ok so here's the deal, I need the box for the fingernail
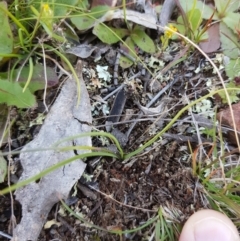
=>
[194,217,238,241]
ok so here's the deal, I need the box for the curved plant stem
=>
[0,151,118,195]
[0,4,29,36]
[44,44,81,105]
[22,57,33,92]
[164,26,240,150]
[62,199,159,235]
[54,131,124,158]
[124,88,240,160]
[219,0,231,18]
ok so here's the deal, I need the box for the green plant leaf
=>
[220,22,239,59]
[175,16,186,35]
[53,0,79,16]
[133,24,144,31]
[71,5,110,31]
[119,37,135,68]
[215,0,227,15]
[198,29,208,41]
[93,24,129,44]
[130,29,155,53]
[71,13,95,31]
[77,0,90,10]
[225,0,240,12]
[218,81,240,103]
[0,80,36,108]
[188,8,202,33]
[223,12,240,33]
[215,0,239,17]
[179,0,217,20]
[119,55,134,69]
[225,59,240,80]
[0,2,13,62]
[0,64,59,93]
[0,151,7,183]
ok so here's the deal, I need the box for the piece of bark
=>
[106,88,128,130]
[158,0,176,31]
[12,62,92,241]
[82,9,157,30]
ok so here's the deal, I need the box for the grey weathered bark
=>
[12,62,92,241]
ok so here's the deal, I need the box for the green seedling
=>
[70,3,155,68]
[30,2,70,43]
[198,151,240,223]
[214,0,240,32]
[155,208,177,241]
[0,1,83,108]
[216,0,240,60]
[178,0,240,104]
[92,19,155,68]
[175,0,209,44]
[179,0,240,59]
[117,24,156,68]
[179,0,240,33]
